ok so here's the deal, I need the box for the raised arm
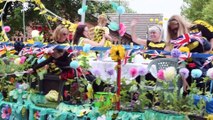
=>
[130,19,147,46]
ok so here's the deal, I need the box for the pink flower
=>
[157,69,165,80]
[119,23,126,36]
[3,26,11,33]
[129,68,138,77]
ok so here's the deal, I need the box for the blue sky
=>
[128,0,184,18]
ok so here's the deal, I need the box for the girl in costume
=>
[91,14,113,47]
[166,15,212,94]
[72,24,106,47]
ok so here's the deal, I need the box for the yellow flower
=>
[110,45,125,62]
[33,7,40,11]
[179,47,190,53]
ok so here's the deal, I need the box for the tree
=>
[181,0,213,25]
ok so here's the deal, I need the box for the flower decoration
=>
[31,30,40,38]
[3,26,10,33]
[20,56,26,64]
[129,68,138,78]
[110,45,125,62]
[70,60,79,69]
[92,69,101,77]
[110,1,119,10]
[171,48,181,58]
[106,68,114,76]
[78,5,88,15]
[164,67,177,81]
[119,23,126,37]
[206,68,213,79]
[157,69,165,80]
[179,68,189,79]
[188,62,196,69]
[191,69,202,78]
[1,105,11,120]
[138,66,148,76]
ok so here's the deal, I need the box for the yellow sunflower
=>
[110,45,125,62]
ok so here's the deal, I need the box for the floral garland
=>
[110,45,125,62]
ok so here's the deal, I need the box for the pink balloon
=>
[3,26,11,32]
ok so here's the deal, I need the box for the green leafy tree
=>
[181,0,213,25]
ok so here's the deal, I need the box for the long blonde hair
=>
[166,15,192,43]
[52,25,69,42]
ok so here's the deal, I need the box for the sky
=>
[128,0,184,18]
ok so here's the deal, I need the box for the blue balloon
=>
[70,60,79,69]
[116,6,125,14]
[82,5,88,12]
[108,22,119,31]
[110,2,119,10]
[37,57,46,64]
[191,69,202,78]
[83,44,91,53]
[78,8,84,15]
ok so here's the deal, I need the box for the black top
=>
[190,24,213,41]
[146,40,166,50]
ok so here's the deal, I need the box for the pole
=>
[81,0,87,24]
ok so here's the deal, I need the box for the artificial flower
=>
[179,68,189,79]
[14,58,21,65]
[110,45,125,62]
[188,63,196,68]
[106,68,114,76]
[164,67,177,81]
[1,105,11,120]
[31,30,40,38]
[3,26,11,33]
[171,48,181,58]
[206,68,213,79]
[69,60,79,69]
[92,69,101,77]
[157,69,165,80]
[191,69,202,78]
[138,66,148,76]
[129,67,138,77]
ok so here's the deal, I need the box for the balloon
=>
[3,26,11,32]
[110,2,118,10]
[82,5,88,12]
[78,8,84,15]
[83,44,91,53]
[119,23,126,36]
[108,22,119,31]
[70,60,79,69]
[116,6,125,14]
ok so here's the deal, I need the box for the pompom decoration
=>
[92,69,101,77]
[164,67,177,81]
[108,22,119,31]
[191,69,202,78]
[129,67,138,78]
[106,68,114,76]
[119,23,126,36]
[37,57,46,64]
[14,58,21,65]
[179,68,189,79]
[138,66,148,76]
[110,2,118,10]
[206,68,213,79]
[78,8,84,15]
[3,26,11,33]
[157,69,165,80]
[82,5,88,12]
[31,30,40,38]
[83,44,91,53]
[171,48,181,58]
[70,60,79,69]
[20,56,26,64]
[116,6,125,14]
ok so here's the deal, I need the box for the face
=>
[169,20,179,35]
[149,31,161,42]
[83,27,89,37]
[58,29,69,43]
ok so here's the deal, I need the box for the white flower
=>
[164,67,177,81]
